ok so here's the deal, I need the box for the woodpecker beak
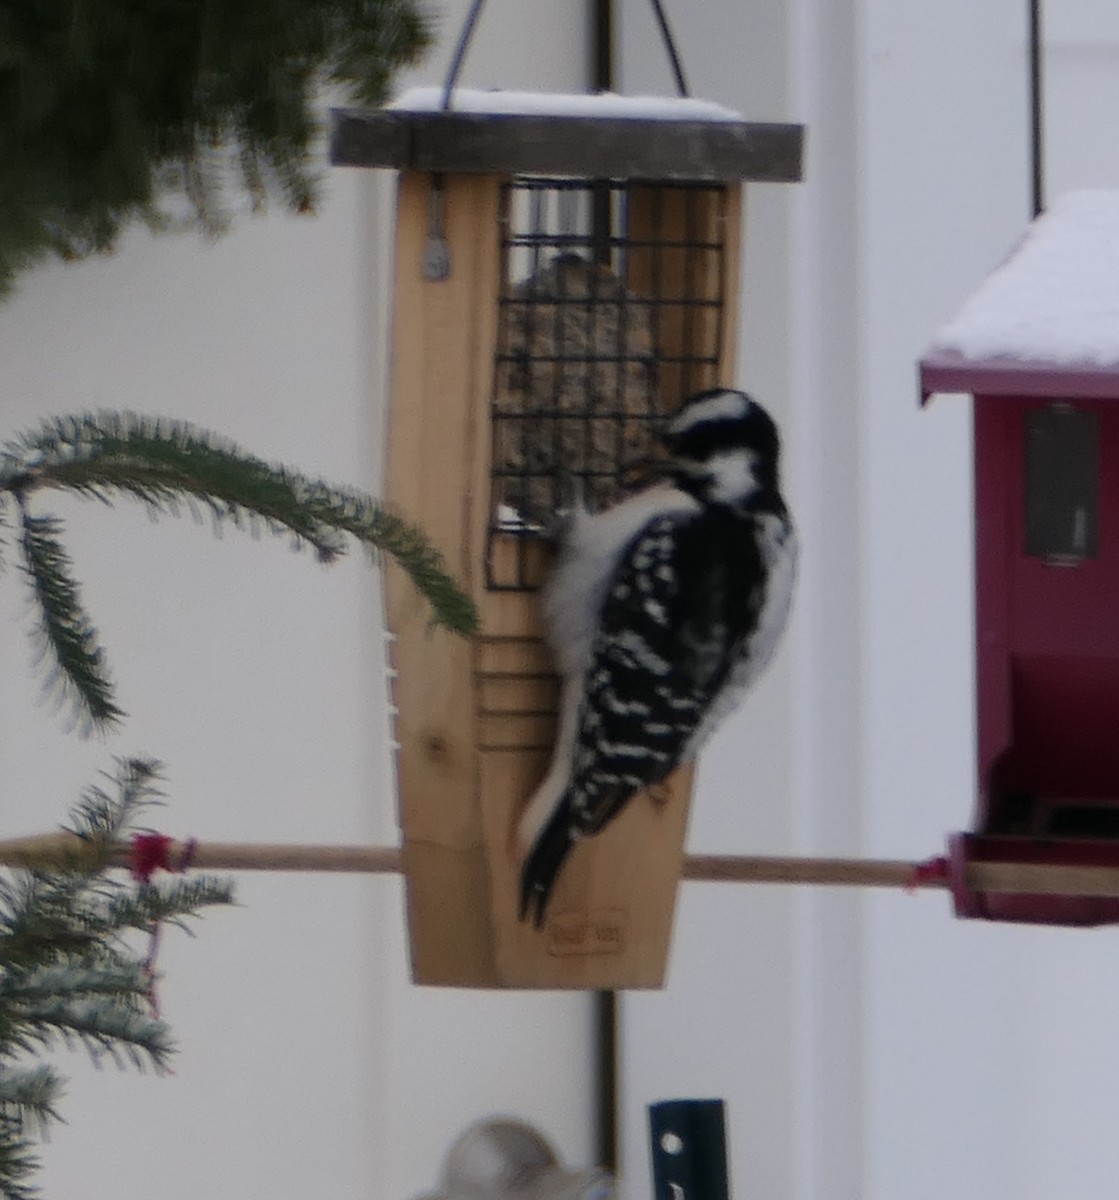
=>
[667,456,709,482]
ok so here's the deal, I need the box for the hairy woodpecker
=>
[517,388,797,927]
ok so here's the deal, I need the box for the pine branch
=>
[0,759,232,967]
[100,877,237,936]
[14,509,123,734]
[0,760,162,962]
[0,1119,42,1200]
[0,760,236,1192]
[0,1067,61,1142]
[3,413,347,561]
[4,998,173,1075]
[3,960,154,1011]
[1,412,477,731]
[301,484,479,634]
[0,888,101,978]
[3,411,477,624]
[63,758,164,856]
[0,0,432,295]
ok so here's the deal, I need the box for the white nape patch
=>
[668,388,749,434]
[390,86,743,123]
[707,450,759,505]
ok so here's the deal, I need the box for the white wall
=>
[0,5,597,1198]
[618,3,1119,1200]
[1045,2,1119,197]
[862,3,1119,1199]
[859,3,1034,1197]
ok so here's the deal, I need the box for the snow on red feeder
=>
[921,191,1119,926]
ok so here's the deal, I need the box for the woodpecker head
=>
[661,389,783,505]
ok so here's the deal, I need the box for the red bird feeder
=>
[921,191,1119,925]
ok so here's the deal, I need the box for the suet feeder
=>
[331,86,801,987]
[920,190,1119,926]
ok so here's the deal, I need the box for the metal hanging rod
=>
[441,0,690,110]
[649,0,689,97]
[1028,0,1046,216]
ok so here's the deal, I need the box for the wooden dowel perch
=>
[5,832,1119,899]
[0,833,405,875]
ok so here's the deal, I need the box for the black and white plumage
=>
[517,388,797,927]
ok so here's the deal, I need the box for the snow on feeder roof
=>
[921,191,1119,400]
[331,86,803,183]
[388,86,745,121]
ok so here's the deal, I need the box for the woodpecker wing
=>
[566,505,769,835]
[519,504,778,926]
[519,507,769,926]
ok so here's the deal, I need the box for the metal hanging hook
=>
[422,175,452,281]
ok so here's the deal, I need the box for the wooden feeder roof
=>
[921,190,1119,402]
[330,87,803,183]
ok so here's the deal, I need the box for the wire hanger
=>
[440,0,690,111]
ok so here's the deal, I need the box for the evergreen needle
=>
[0,759,236,1198]
[15,508,123,734]
[1,411,478,731]
[0,0,431,296]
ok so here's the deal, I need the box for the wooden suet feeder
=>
[331,82,802,986]
[921,190,1119,926]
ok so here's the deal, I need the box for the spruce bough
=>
[0,759,235,1200]
[0,0,430,294]
[1,410,478,733]
[0,405,476,1193]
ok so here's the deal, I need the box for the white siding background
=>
[0,6,594,1199]
[4,1,1119,1197]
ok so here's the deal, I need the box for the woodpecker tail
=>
[519,802,577,929]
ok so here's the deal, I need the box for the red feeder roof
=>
[920,350,1119,404]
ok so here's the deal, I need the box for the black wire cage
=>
[331,99,802,988]
[489,177,731,589]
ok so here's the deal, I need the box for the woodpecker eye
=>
[671,427,724,464]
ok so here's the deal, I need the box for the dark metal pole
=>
[1029,0,1045,216]
[595,987,619,1175]
[592,0,614,92]
[590,0,615,267]
[587,3,619,1163]
[590,2,619,1163]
